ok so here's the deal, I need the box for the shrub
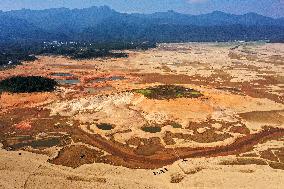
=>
[134,85,203,100]
[0,76,57,93]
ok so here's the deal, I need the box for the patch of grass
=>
[96,123,114,130]
[170,173,185,183]
[141,126,161,133]
[71,49,128,60]
[171,122,183,129]
[268,162,284,170]
[189,91,202,95]
[219,158,267,166]
[0,76,57,93]
[135,89,152,96]
[134,85,202,100]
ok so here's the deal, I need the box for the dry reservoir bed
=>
[0,42,284,188]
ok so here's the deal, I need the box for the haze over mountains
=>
[0,6,284,43]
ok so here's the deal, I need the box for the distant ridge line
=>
[0,5,283,43]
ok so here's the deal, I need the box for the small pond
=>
[56,79,80,85]
[51,73,74,77]
[85,86,114,94]
[92,76,125,83]
[5,137,61,150]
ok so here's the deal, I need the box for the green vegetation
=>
[0,41,156,69]
[170,122,183,129]
[219,158,267,166]
[0,51,36,69]
[0,42,41,69]
[39,42,156,60]
[141,126,162,133]
[0,76,57,93]
[134,85,203,100]
[96,123,114,130]
[70,49,128,59]
[134,89,152,96]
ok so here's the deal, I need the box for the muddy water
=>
[85,86,114,94]
[4,137,61,150]
[56,79,80,85]
[91,76,125,83]
[51,73,74,77]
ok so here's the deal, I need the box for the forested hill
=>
[1,6,284,43]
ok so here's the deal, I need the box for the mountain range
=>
[0,6,284,43]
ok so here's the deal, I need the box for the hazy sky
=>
[0,0,283,18]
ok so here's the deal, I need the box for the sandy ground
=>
[1,145,284,189]
[0,42,284,188]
